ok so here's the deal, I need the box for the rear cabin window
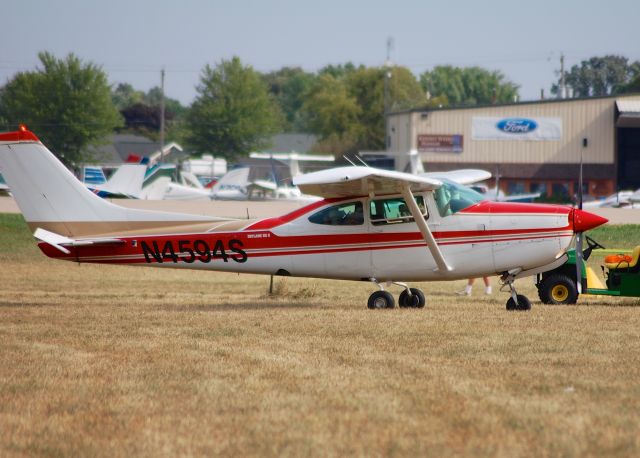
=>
[369,196,427,226]
[308,201,364,225]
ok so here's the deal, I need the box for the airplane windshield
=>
[433,179,485,217]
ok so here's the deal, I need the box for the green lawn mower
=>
[536,236,640,304]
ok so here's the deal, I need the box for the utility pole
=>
[559,53,566,99]
[159,67,166,164]
[384,37,394,150]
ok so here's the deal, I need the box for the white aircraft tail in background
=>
[89,164,147,199]
[211,167,251,200]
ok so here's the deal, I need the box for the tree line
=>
[1,52,638,167]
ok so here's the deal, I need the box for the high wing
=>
[294,166,442,198]
[294,166,452,272]
[420,169,491,185]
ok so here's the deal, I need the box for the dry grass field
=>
[1,214,640,457]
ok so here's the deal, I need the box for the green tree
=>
[0,52,122,166]
[111,83,145,111]
[318,62,362,80]
[262,67,316,132]
[302,65,424,154]
[144,87,187,118]
[113,85,186,141]
[621,74,640,94]
[185,57,282,160]
[420,66,519,106]
[553,55,640,97]
[302,74,362,153]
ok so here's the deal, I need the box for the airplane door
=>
[368,194,434,281]
[286,199,371,280]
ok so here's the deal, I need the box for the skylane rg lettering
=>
[141,239,248,264]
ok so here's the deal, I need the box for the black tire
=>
[506,294,532,311]
[538,274,578,305]
[399,288,426,308]
[367,291,395,309]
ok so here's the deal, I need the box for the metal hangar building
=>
[387,94,640,199]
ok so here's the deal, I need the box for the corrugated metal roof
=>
[617,99,640,113]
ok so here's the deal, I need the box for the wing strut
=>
[401,185,453,273]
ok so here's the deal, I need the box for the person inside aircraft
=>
[344,204,364,224]
[434,179,484,217]
[309,202,364,226]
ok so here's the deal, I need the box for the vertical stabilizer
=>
[0,129,228,237]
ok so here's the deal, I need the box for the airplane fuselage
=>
[38,195,578,282]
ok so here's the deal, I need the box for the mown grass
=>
[1,214,640,457]
[588,224,640,250]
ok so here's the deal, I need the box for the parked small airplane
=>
[0,127,608,310]
[210,167,319,201]
[87,164,147,199]
[0,172,8,193]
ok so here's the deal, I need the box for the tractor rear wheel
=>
[538,274,578,304]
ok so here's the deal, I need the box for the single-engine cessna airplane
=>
[0,127,608,310]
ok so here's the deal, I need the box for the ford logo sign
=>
[496,118,538,134]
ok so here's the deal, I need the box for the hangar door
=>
[616,100,640,189]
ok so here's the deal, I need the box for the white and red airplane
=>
[0,127,607,310]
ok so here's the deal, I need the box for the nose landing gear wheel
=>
[368,290,395,309]
[399,288,426,308]
[506,294,531,311]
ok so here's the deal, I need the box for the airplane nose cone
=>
[572,208,608,232]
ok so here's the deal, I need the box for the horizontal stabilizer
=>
[34,228,125,254]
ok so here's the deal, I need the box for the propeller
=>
[571,156,608,292]
[575,157,584,294]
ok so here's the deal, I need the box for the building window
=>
[551,183,570,200]
[530,182,546,195]
[506,181,526,195]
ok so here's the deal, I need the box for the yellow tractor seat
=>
[605,246,640,270]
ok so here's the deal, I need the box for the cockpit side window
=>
[433,179,485,217]
[308,201,364,225]
[369,196,427,226]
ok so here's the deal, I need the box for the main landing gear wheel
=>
[399,288,426,308]
[368,291,395,309]
[506,294,531,311]
[538,274,578,305]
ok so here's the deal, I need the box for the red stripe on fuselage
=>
[246,199,571,231]
[245,197,348,230]
[459,200,572,215]
[38,223,573,264]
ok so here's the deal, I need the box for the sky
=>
[1,0,639,105]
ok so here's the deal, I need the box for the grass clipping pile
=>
[1,214,640,456]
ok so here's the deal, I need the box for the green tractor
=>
[536,236,640,304]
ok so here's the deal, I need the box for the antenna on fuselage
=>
[344,156,357,166]
[354,155,370,167]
